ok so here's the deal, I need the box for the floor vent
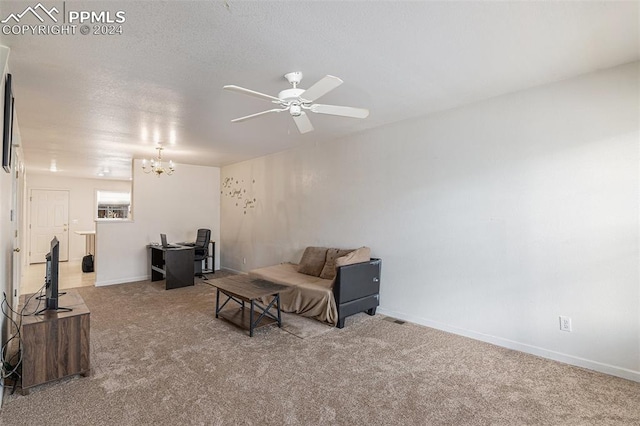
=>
[383,316,406,325]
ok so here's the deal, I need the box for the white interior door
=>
[29,189,69,263]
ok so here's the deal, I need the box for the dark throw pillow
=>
[319,248,353,280]
[297,247,329,277]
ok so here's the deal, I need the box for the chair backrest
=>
[194,228,211,249]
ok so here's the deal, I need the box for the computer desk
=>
[148,245,194,289]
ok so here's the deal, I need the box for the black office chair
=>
[193,228,211,278]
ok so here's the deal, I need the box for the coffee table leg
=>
[215,289,220,318]
[276,294,282,328]
[249,300,254,337]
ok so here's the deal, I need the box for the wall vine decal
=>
[222,177,257,214]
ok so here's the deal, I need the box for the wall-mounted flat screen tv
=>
[2,73,13,173]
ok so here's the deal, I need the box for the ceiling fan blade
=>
[300,75,343,102]
[231,108,286,123]
[292,112,314,134]
[223,85,282,102]
[310,104,370,119]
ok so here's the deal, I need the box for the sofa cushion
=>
[297,247,328,276]
[249,263,326,287]
[335,246,371,268]
[319,248,353,280]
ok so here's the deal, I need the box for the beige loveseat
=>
[249,247,381,328]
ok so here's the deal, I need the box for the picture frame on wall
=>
[2,73,13,173]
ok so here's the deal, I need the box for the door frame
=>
[11,151,24,309]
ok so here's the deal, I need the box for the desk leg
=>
[212,241,215,274]
[88,234,95,256]
[215,289,220,318]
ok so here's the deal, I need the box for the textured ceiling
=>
[1,0,638,180]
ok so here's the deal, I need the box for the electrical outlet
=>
[559,316,572,332]
[243,257,246,265]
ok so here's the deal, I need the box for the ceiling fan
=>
[223,72,369,134]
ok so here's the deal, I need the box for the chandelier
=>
[142,146,175,177]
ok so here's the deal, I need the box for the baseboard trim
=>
[221,267,245,274]
[95,275,150,287]
[377,307,640,383]
[96,269,241,286]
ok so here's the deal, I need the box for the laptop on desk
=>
[160,233,181,249]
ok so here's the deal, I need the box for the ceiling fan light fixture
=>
[223,71,369,134]
[290,104,302,116]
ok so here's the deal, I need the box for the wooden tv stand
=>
[19,289,90,394]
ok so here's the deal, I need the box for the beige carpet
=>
[1,275,639,425]
[279,311,334,339]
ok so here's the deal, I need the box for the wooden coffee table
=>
[212,275,288,337]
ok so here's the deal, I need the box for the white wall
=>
[26,174,131,262]
[221,62,639,381]
[95,160,220,286]
[0,45,15,405]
